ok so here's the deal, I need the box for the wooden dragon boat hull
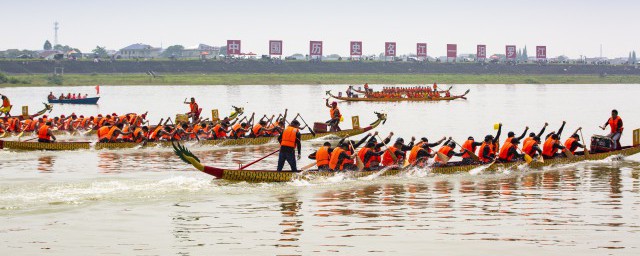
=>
[0,103,53,122]
[327,89,469,102]
[0,113,386,151]
[192,146,640,183]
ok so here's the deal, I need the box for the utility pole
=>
[54,21,59,46]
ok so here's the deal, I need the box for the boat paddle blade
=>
[301,162,316,171]
[563,149,575,159]
[524,154,533,164]
[436,152,450,164]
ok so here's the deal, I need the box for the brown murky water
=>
[1,84,639,255]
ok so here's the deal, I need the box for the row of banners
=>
[226,40,548,59]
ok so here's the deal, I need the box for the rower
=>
[460,136,482,164]
[309,142,333,171]
[498,138,523,162]
[434,139,467,164]
[97,123,112,143]
[600,109,623,150]
[47,92,55,100]
[251,120,271,137]
[230,122,249,139]
[564,129,586,154]
[277,120,302,172]
[478,135,496,163]
[0,94,12,117]
[522,136,543,158]
[358,141,386,171]
[325,99,342,132]
[542,121,567,159]
[329,142,358,171]
[132,126,149,143]
[37,121,57,143]
[212,122,231,139]
[505,126,529,145]
[106,123,132,142]
[382,138,408,167]
[408,137,447,166]
[185,97,200,123]
[524,123,548,146]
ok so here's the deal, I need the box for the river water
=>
[1,84,639,255]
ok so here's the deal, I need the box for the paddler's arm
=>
[508,147,523,159]
[325,99,331,108]
[472,141,483,147]
[48,130,57,142]
[532,145,543,155]
[517,127,529,141]
[537,123,548,138]
[602,119,610,130]
[557,121,566,137]
[481,146,492,160]
[282,109,288,123]
[427,137,447,147]
[353,133,372,148]
[494,123,502,141]
[296,131,301,158]
[572,140,585,149]
[308,151,317,160]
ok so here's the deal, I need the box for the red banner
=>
[226,40,241,55]
[350,41,362,56]
[416,43,427,57]
[385,42,397,57]
[506,45,516,60]
[269,40,282,55]
[447,44,457,58]
[536,46,547,59]
[309,41,323,56]
[476,45,486,59]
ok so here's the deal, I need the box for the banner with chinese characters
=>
[506,45,516,60]
[309,41,323,56]
[350,41,362,56]
[385,42,396,57]
[477,45,486,59]
[536,46,547,59]
[269,40,282,55]
[416,43,427,57]
[226,40,241,55]
[447,44,457,58]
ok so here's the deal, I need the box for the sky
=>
[1,0,639,58]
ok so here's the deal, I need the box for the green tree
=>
[632,51,637,64]
[219,46,227,56]
[161,45,184,58]
[522,46,528,61]
[43,40,52,50]
[92,46,108,58]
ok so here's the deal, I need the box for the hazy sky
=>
[2,0,638,58]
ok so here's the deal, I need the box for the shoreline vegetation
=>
[2,73,640,87]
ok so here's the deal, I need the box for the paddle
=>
[295,113,316,137]
[452,139,480,162]
[517,147,533,164]
[301,162,317,171]
[375,134,398,162]
[580,129,590,156]
[348,140,365,171]
[239,149,280,170]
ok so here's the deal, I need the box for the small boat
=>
[172,130,640,183]
[48,97,100,105]
[327,89,469,102]
[0,112,387,151]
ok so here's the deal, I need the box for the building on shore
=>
[182,44,220,59]
[118,43,162,59]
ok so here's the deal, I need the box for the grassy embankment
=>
[3,73,640,87]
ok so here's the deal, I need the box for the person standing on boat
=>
[601,109,623,150]
[325,99,342,131]
[0,94,11,117]
[185,97,200,123]
[37,121,57,143]
[277,120,302,172]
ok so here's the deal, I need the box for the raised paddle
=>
[295,113,316,137]
[239,149,280,170]
[348,140,365,171]
[375,134,398,162]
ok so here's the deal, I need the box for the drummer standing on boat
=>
[0,94,12,117]
[277,120,302,172]
[325,99,342,131]
[601,109,623,149]
[185,97,200,123]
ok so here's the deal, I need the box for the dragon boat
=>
[327,89,469,102]
[0,112,387,151]
[0,103,53,122]
[171,129,640,183]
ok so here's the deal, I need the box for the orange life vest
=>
[97,126,110,140]
[382,146,400,166]
[408,143,424,164]
[149,126,163,140]
[434,146,453,163]
[231,124,245,138]
[213,124,227,138]
[106,126,119,141]
[358,147,378,168]
[522,140,537,156]
[460,140,476,159]
[523,137,534,146]
[38,125,51,140]
[498,142,515,161]
[316,146,330,166]
[608,116,623,133]
[478,142,493,162]
[329,147,346,170]
[330,107,341,119]
[133,127,144,142]
[252,124,263,137]
[542,137,558,157]
[121,126,132,141]
[280,126,299,148]
[2,97,9,107]
[189,102,198,113]
[564,138,577,153]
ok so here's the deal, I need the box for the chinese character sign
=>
[416,43,427,57]
[447,44,457,58]
[477,45,487,59]
[269,40,282,55]
[227,40,241,55]
[309,41,323,56]
[385,42,397,57]
[350,41,362,56]
[506,45,516,60]
[536,46,547,59]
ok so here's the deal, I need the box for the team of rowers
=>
[48,92,90,100]
[275,110,624,172]
[346,83,452,99]
[4,97,347,144]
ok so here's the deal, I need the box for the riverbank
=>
[2,73,640,87]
